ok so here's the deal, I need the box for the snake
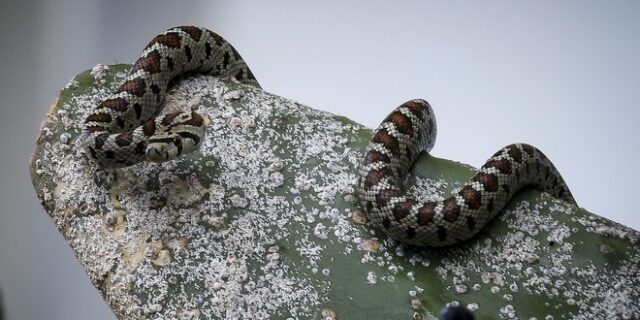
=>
[81,26,260,168]
[357,99,577,247]
[81,26,575,247]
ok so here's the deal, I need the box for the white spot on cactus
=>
[90,64,110,80]
[269,171,284,187]
[455,284,468,294]
[222,89,244,101]
[313,223,328,240]
[229,194,248,208]
[366,271,378,284]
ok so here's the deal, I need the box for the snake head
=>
[146,130,203,162]
[146,111,206,163]
[146,132,184,162]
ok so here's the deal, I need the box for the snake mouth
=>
[146,146,168,162]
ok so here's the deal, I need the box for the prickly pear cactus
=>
[30,64,640,320]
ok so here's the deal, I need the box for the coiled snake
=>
[82,26,576,247]
[81,26,259,168]
[358,100,576,246]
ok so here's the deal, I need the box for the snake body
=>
[358,100,577,247]
[81,26,260,168]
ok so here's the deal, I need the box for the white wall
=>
[1,1,638,319]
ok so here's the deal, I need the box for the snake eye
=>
[173,136,182,146]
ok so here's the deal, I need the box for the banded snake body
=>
[81,26,576,247]
[358,99,576,246]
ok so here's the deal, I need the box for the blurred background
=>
[0,1,638,319]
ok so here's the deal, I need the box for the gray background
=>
[0,1,638,319]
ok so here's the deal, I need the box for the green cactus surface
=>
[29,64,640,320]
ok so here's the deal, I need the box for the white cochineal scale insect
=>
[81,26,260,168]
[81,26,576,248]
[358,99,577,247]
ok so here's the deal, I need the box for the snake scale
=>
[82,26,576,247]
